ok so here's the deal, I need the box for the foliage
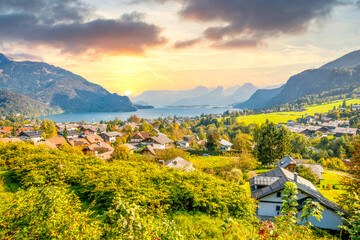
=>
[0,186,101,239]
[206,131,221,151]
[232,133,253,152]
[40,119,58,139]
[300,198,324,227]
[340,192,360,240]
[156,147,190,161]
[110,145,130,161]
[254,122,292,165]
[295,165,319,184]
[277,182,299,232]
[102,196,183,239]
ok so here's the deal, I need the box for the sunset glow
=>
[1,0,359,95]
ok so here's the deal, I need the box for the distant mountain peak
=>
[0,53,10,63]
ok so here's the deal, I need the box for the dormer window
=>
[276,192,281,198]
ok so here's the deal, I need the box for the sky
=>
[0,0,360,96]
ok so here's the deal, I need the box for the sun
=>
[124,90,131,96]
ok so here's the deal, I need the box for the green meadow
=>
[236,98,360,124]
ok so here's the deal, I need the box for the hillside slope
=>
[0,54,136,113]
[0,90,60,116]
[235,50,360,110]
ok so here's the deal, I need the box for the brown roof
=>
[47,137,68,147]
[0,137,22,143]
[85,142,113,152]
[150,135,173,145]
[68,139,89,147]
[84,135,104,144]
[34,141,57,149]
[141,145,156,155]
[131,131,151,140]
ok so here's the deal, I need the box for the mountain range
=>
[235,50,360,110]
[133,83,258,107]
[0,53,137,114]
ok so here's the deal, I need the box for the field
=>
[235,98,360,124]
[318,170,348,203]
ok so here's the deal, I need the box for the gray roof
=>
[250,167,347,214]
[277,156,324,180]
[20,130,43,138]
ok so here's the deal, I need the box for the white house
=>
[249,167,347,230]
[19,131,44,142]
[176,140,190,149]
[219,138,232,151]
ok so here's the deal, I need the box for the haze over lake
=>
[38,107,233,123]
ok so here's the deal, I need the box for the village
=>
[0,103,358,233]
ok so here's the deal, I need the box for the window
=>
[276,192,281,198]
[276,206,281,215]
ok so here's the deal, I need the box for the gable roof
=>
[277,156,324,179]
[122,143,136,151]
[47,137,68,147]
[164,157,194,170]
[150,135,173,145]
[101,131,123,137]
[220,139,232,147]
[141,145,156,155]
[19,130,43,138]
[131,131,151,140]
[250,167,346,214]
[84,135,104,144]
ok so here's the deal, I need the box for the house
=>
[68,138,89,148]
[46,137,68,148]
[140,145,156,156]
[84,134,104,145]
[130,131,151,143]
[160,157,195,172]
[122,143,136,153]
[249,167,346,230]
[78,124,107,135]
[220,139,232,151]
[183,135,196,142]
[19,131,44,142]
[176,140,190,149]
[333,127,358,137]
[277,156,324,180]
[143,135,173,149]
[68,130,80,139]
[100,131,123,143]
[82,142,114,161]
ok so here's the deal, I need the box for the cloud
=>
[212,39,264,49]
[173,38,201,49]
[134,0,341,49]
[0,0,167,56]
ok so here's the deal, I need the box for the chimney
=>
[159,160,164,165]
[173,160,178,165]
[294,172,298,182]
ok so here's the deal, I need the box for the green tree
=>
[254,122,291,165]
[63,125,68,140]
[232,133,253,152]
[40,119,57,139]
[206,131,221,151]
[277,182,299,232]
[300,198,324,227]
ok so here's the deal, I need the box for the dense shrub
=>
[0,186,101,239]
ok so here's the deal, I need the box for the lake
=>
[38,107,233,123]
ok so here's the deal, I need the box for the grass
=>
[236,98,360,124]
[317,170,347,203]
